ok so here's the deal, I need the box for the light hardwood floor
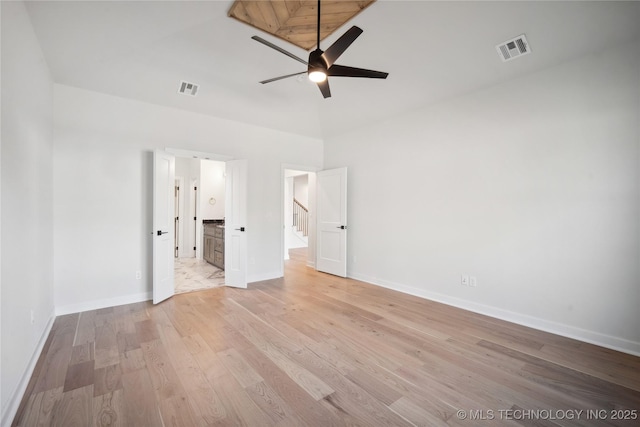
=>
[12,248,640,426]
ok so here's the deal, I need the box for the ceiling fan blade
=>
[259,71,307,84]
[321,26,363,67]
[251,36,308,66]
[317,79,331,98]
[328,64,389,79]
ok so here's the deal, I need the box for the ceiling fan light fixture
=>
[308,70,327,82]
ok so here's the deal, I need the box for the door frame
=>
[155,148,241,296]
[190,177,200,259]
[280,164,320,277]
[167,149,233,261]
[174,176,185,258]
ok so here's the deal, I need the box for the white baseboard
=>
[349,272,640,357]
[55,292,152,316]
[1,311,56,427]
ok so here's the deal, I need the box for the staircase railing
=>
[293,198,309,237]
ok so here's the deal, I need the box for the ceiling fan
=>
[251,0,388,98]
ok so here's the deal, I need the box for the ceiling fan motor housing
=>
[308,49,328,74]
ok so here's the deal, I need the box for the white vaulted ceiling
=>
[24,1,640,139]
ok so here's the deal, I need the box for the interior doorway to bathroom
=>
[174,157,226,294]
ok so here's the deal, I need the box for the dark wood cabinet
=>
[203,223,224,269]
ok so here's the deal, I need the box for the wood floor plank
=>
[69,342,94,366]
[388,396,456,427]
[344,367,403,406]
[134,319,160,343]
[480,340,640,409]
[73,310,96,346]
[193,349,228,385]
[139,338,186,400]
[62,359,95,392]
[184,386,227,425]
[50,313,80,336]
[11,333,58,426]
[95,322,119,367]
[115,331,139,354]
[112,311,136,336]
[287,347,414,427]
[32,331,75,394]
[52,385,93,427]
[16,387,63,427]
[93,364,123,397]
[93,390,123,427]
[158,394,198,427]
[211,373,276,426]
[536,341,640,392]
[12,250,640,426]
[182,333,210,355]
[121,368,162,426]
[239,345,343,426]
[225,311,334,400]
[217,347,265,388]
[119,348,146,374]
[244,380,293,424]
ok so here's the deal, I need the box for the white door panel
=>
[153,150,175,304]
[316,167,347,277]
[225,159,247,288]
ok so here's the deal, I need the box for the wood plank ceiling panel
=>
[229,0,376,50]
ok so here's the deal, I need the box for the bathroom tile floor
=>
[174,257,225,294]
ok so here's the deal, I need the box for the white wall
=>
[200,160,225,220]
[175,157,200,258]
[294,174,309,207]
[1,1,55,424]
[324,40,640,355]
[53,84,323,313]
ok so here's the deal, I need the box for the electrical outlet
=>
[136,271,141,280]
[30,309,35,325]
[352,255,357,263]
[470,276,477,287]
[461,275,469,286]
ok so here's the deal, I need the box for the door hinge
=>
[193,246,196,250]
[193,216,197,221]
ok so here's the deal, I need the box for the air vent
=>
[178,80,199,96]
[496,34,531,62]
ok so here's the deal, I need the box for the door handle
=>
[235,227,246,232]
[336,225,347,230]
[157,230,169,236]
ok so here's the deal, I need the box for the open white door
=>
[316,167,347,277]
[225,159,248,288]
[153,149,176,303]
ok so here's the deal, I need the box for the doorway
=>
[283,167,317,270]
[154,149,247,303]
[174,156,227,294]
[280,166,349,279]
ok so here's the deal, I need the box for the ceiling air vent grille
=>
[496,34,531,62]
[178,80,199,96]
